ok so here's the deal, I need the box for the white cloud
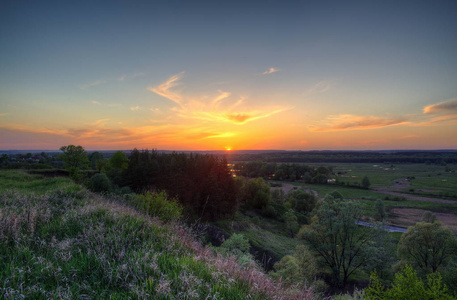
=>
[262,67,279,75]
[147,72,185,104]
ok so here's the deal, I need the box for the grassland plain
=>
[0,170,315,299]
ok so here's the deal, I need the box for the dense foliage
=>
[122,149,238,221]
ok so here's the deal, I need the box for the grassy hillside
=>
[0,170,315,299]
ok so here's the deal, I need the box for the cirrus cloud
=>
[310,114,408,132]
[148,72,291,125]
[423,98,457,114]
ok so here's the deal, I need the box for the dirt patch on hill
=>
[390,208,457,234]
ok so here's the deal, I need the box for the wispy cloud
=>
[91,101,101,105]
[212,90,231,104]
[118,72,145,81]
[130,106,140,111]
[423,98,457,114]
[86,119,110,127]
[148,72,290,125]
[79,80,106,90]
[414,98,457,126]
[147,72,185,104]
[310,114,408,132]
[262,67,279,75]
[0,113,7,117]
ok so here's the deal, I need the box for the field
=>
[272,163,457,233]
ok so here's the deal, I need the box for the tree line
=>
[234,161,333,183]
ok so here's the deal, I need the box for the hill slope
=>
[0,170,315,299]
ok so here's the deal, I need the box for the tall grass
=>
[0,170,316,299]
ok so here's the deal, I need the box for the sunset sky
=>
[1,1,456,150]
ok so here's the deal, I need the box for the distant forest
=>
[228,150,457,164]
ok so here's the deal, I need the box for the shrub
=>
[220,233,254,267]
[87,173,112,193]
[365,265,453,300]
[133,191,183,222]
[287,189,317,214]
[261,205,277,218]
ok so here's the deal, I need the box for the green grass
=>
[0,170,314,299]
[0,169,77,194]
[215,211,302,262]
[303,183,386,199]
[355,198,457,219]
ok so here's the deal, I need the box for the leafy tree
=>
[398,221,456,273]
[287,189,318,214]
[60,145,90,169]
[108,151,129,170]
[59,145,90,181]
[284,209,300,237]
[88,151,104,170]
[107,151,129,186]
[362,176,371,189]
[238,177,271,209]
[422,211,438,223]
[365,265,453,300]
[298,196,381,287]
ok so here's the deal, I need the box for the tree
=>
[365,265,453,300]
[398,221,456,273]
[362,176,371,189]
[238,177,271,209]
[284,209,300,237]
[422,211,438,223]
[88,151,105,170]
[107,151,129,186]
[298,196,380,287]
[287,189,318,214]
[108,151,129,170]
[59,145,90,181]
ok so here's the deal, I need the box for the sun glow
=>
[225,147,232,151]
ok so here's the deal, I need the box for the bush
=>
[88,173,112,193]
[287,189,317,214]
[261,205,277,218]
[133,191,183,222]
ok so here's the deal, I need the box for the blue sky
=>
[1,0,456,150]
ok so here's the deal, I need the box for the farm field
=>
[270,163,457,233]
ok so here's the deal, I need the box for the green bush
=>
[287,189,318,214]
[365,265,454,300]
[133,191,183,222]
[261,205,277,218]
[87,173,112,193]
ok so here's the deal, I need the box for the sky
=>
[1,0,456,151]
